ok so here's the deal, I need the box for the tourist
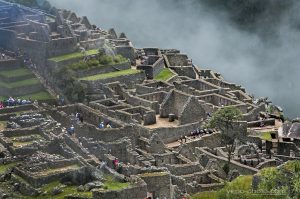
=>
[68,125,75,136]
[79,115,84,123]
[106,122,112,128]
[99,121,105,129]
[113,158,119,169]
[0,102,4,109]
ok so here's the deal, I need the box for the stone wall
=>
[81,71,145,89]
[138,172,172,199]
[170,66,197,79]
[92,180,147,199]
[115,46,135,62]
[48,37,78,57]
[150,121,202,143]
[166,54,189,66]
[196,147,258,175]
[0,59,21,71]
[0,29,17,50]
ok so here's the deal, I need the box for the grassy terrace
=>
[20,91,54,100]
[32,164,81,177]
[0,78,40,88]
[261,131,272,141]
[48,49,99,62]
[23,180,93,199]
[0,162,18,174]
[102,175,130,191]
[0,91,54,101]
[0,68,34,78]
[154,68,174,81]
[79,69,140,81]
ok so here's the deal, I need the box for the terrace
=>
[79,69,141,81]
[48,49,99,62]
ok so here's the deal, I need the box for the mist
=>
[48,0,300,118]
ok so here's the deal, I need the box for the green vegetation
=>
[0,68,33,78]
[23,180,93,199]
[208,106,242,167]
[190,191,218,199]
[18,91,54,100]
[154,68,174,81]
[49,49,99,62]
[261,131,272,141]
[102,175,130,191]
[191,161,300,199]
[0,162,18,174]
[0,78,40,89]
[80,69,140,81]
[68,55,128,71]
[55,67,86,102]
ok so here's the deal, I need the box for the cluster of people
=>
[190,128,214,138]
[99,121,112,129]
[179,128,215,143]
[0,97,33,109]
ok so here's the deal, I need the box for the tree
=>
[208,106,242,168]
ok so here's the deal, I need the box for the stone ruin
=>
[0,1,299,199]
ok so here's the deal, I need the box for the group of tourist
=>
[99,121,112,129]
[179,128,215,143]
[0,97,33,109]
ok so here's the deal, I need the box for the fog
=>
[48,0,300,118]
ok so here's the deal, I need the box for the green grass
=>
[23,180,93,199]
[261,132,272,141]
[154,68,174,81]
[190,191,218,199]
[0,91,54,102]
[0,78,40,89]
[0,162,18,174]
[191,175,253,199]
[18,91,54,100]
[79,69,140,81]
[102,176,130,191]
[48,49,99,62]
[0,68,33,78]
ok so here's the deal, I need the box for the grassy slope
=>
[0,68,33,78]
[154,68,174,81]
[0,78,40,88]
[79,69,140,81]
[191,175,253,199]
[48,49,99,62]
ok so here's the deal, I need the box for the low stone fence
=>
[247,118,275,128]
[0,104,38,114]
